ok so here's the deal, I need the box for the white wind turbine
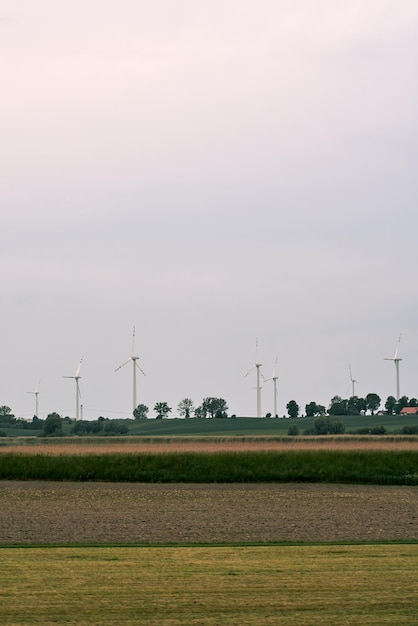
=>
[63,357,83,421]
[27,380,41,417]
[264,357,279,417]
[115,327,146,413]
[384,335,402,401]
[245,339,263,417]
[348,364,358,398]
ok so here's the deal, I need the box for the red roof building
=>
[400,407,418,415]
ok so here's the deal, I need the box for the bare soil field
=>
[1,437,418,455]
[1,481,417,545]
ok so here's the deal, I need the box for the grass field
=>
[3,414,418,438]
[0,448,417,484]
[1,544,417,625]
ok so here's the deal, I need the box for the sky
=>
[2,0,418,420]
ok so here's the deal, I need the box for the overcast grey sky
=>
[2,1,418,419]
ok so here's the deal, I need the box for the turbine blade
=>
[132,326,136,356]
[135,361,146,376]
[115,358,131,372]
[394,334,401,359]
[74,356,83,378]
[244,365,256,377]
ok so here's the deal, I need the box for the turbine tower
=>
[384,335,402,401]
[115,326,146,412]
[27,380,41,417]
[63,357,83,421]
[265,357,279,417]
[245,339,262,417]
[348,364,358,398]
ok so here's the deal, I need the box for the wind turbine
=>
[348,364,358,398]
[115,327,146,412]
[384,335,402,401]
[27,380,41,417]
[63,357,83,420]
[244,339,263,417]
[264,357,279,417]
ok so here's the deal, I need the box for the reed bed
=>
[0,450,417,485]
[1,436,418,456]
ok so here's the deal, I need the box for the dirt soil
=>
[0,482,417,545]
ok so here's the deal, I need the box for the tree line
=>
[285,394,418,418]
[133,397,230,420]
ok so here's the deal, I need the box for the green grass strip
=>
[0,450,417,484]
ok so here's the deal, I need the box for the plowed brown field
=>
[1,481,417,545]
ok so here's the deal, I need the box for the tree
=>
[395,396,409,415]
[194,405,207,419]
[347,396,365,415]
[154,402,172,419]
[408,398,418,407]
[133,404,149,420]
[286,400,299,418]
[201,397,228,419]
[385,396,397,415]
[328,399,348,416]
[0,406,15,424]
[177,398,194,419]
[365,393,381,415]
[305,402,325,417]
[41,413,63,437]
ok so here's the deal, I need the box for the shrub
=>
[399,425,418,435]
[370,425,386,435]
[288,425,299,436]
[314,416,345,435]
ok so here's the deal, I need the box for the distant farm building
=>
[400,407,418,415]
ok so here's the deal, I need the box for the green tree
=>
[41,413,63,437]
[305,402,325,417]
[154,402,172,419]
[133,404,149,420]
[177,398,194,419]
[194,405,207,419]
[395,396,409,414]
[0,406,15,424]
[201,397,228,419]
[286,400,299,418]
[385,395,397,415]
[347,396,364,415]
[408,398,418,407]
[365,393,381,415]
[329,399,348,415]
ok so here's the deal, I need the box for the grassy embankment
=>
[1,544,417,625]
[0,449,417,484]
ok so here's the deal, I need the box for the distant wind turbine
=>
[264,357,279,417]
[27,379,41,417]
[115,327,146,412]
[245,339,263,417]
[348,364,358,398]
[63,357,83,420]
[384,335,402,401]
